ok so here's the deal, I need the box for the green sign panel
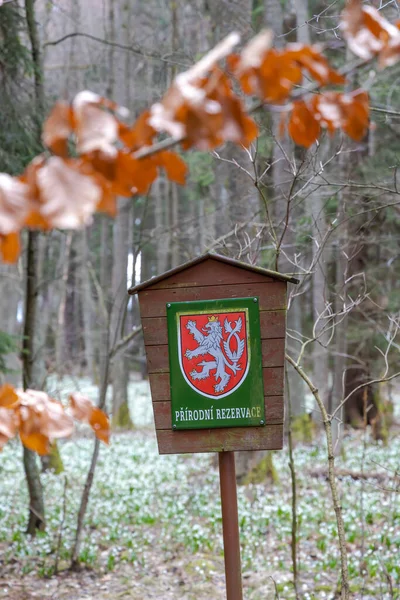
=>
[166,297,265,430]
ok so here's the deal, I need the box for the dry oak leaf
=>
[43,91,129,157]
[29,156,102,228]
[69,393,110,444]
[288,101,321,148]
[17,389,74,455]
[149,32,257,149]
[229,30,345,104]
[151,67,257,150]
[0,174,32,235]
[287,90,369,147]
[119,110,156,150]
[313,90,369,141]
[0,383,19,408]
[341,0,400,63]
[89,407,110,444]
[0,407,19,450]
[0,232,20,263]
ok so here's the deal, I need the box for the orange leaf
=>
[149,34,258,150]
[42,102,74,157]
[340,90,369,141]
[288,101,320,147]
[0,384,19,408]
[341,0,399,61]
[0,173,32,234]
[156,151,187,185]
[73,91,126,156]
[230,32,344,104]
[18,389,74,441]
[119,110,156,149]
[0,406,18,441]
[69,393,94,421]
[0,233,20,263]
[20,431,50,455]
[35,156,102,228]
[89,407,110,444]
[0,433,10,451]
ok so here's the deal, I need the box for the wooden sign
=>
[167,297,265,430]
[128,252,298,455]
[129,252,298,600]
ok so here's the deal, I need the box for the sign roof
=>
[128,252,299,295]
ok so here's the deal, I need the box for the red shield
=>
[178,311,249,399]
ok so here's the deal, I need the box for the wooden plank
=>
[260,311,286,339]
[148,367,284,400]
[263,367,284,395]
[146,345,170,374]
[261,339,285,367]
[143,310,286,346]
[148,373,170,401]
[149,258,276,290]
[146,340,285,373]
[138,282,286,319]
[153,395,284,430]
[156,424,283,454]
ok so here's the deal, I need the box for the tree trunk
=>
[22,0,47,534]
[22,232,45,534]
[111,198,133,428]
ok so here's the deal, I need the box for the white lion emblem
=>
[184,316,244,393]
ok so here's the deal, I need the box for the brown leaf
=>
[0,174,32,235]
[89,407,110,444]
[379,36,400,68]
[42,102,74,157]
[0,233,21,263]
[0,433,9,451]
[0,384,19,408]
[119,110,156,150]
[18,389,74,440]
[340,90,369,141]
[69,393,94,421]
[35,156,102,228]
[341,0,399,61]
[20,432,50,455]
[288,101,321,147]
[156,151,187,185]
[149,34,259,150]
[73,91,127,156]
[0,406,18,442]
[230,32,344,103]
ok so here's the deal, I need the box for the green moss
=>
[47,443,64,474]
[112,402,133,429]
[371,386,394,445]
[291,413,315,443]
[243,452,279,485]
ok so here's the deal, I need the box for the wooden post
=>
[219,451,243,600]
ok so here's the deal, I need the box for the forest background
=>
[1,0,400,599]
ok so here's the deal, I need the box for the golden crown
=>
[207,315,219,322]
